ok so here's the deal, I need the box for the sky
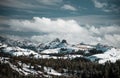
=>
[0,0,120,47]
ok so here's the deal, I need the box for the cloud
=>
[8,17,120,48]
[103,34,120,47]
[36,0,63,6]
[61,4,77,11]
[92,0,120,13]
[61,15,120,25]
[0,0,62,9]
[9,17,81,33]
[92,0,107,8]
[0,0,35,9]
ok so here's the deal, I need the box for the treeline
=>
[0,62,42,78]
[1,55,120,78]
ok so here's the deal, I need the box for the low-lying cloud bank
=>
[9,17,120,48]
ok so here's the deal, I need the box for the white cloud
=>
[61,15,120,25]
[92,0,107,8]
[9,17,81,33]
[92,0,120,13]
[36,0,62,5]
[8,17,120,48]
[61,4,77,11]
[0,0,62,9]
[103,34,120,47]
[0,0,35,9]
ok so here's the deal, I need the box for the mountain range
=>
[0,36,120,78]
[0,36,119,63]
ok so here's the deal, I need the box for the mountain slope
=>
[88,48,120,64]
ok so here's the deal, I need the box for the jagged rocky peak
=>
[80,42,85,45]
[61,39,67,44]
[50,38,68,45]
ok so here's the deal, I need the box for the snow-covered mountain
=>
[95,43,113,52]
[87,48,120,64]
[0,36,120,78]
[0,36,120,64]
[0,36,38,51]
[2,46,38,56]
[37,38,68,50]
